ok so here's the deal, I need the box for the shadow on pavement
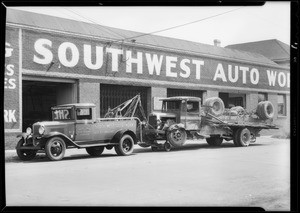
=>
[6,142,266,163]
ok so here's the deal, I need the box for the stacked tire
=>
[256,101,274,120]
[203,97,225,116]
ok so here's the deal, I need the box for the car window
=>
[76,108,92,120]
[52,108,73,120]
[187,101,199,113]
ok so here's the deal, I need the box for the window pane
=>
[277,94,286,115]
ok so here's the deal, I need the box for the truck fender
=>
[168,123,185,131]
[42,132,78,148]
[111,130,138,145]
[16,133,30,139]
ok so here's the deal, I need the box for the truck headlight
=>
[38,126,45,135]
[26,127,32,134]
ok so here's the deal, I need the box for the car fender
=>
[111,129,137,145]
[16,133,30,139]
[42,132,78,147]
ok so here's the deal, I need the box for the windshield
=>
[162,101,181,112]
[52,107,74,121]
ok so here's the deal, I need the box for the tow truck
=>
[16,94,278,161]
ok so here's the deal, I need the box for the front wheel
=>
[45,137,66,161]
[206,137,223,146]
[164,142,172,152]
[16,139,37,161]
[115,134,134,156]
[167,128,187,147]
[233,128,251,147]
[86,146,104,157]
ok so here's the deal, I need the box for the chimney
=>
[214,39,221,47]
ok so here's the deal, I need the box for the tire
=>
[230,106,245,115]
[164,142,172,152]
[86,146,104,157]
[45,137,66,161]
[167,128,187,147]
[206,137,223,146]
[115,134,134,156]
[256,101,274,120]
[233,128,251,147]
[203,97,225,116]
[16,139,37,161]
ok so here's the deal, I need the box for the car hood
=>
[150,112,176,118]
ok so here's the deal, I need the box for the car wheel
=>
[164,142,172,152]
[16,139,37,161]
[115,134,134,156]
[234,128,251,147]
[86,146,105,157]
[206,137,223,146]
[45,137,66,161]
[167,128,187,147]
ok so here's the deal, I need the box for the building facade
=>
[4,9,290,149]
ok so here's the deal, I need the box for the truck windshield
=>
[162,101,181,111]
[52,108,74,121]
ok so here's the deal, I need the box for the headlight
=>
[26,127,32,134]
[38,126,45,135]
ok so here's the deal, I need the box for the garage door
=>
[100,84,149,118]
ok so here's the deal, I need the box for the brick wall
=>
[151,87,167,111]
[79,81,100,118]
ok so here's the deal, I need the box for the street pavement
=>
[4,136,290,210]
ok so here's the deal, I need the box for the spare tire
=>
[230,106,245,115]
[203,97,225,116]
[256,101,274,119]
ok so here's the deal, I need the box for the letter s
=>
[33,39,53,65]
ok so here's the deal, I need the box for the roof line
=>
[275,39,290,55]
[7,22,288,70]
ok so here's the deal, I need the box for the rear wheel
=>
[45,137,66,161]
[115,134,134,156]
[233,128,251,147]
[16,139,37,161]
[206,137,223,146]
[86,146,104,157]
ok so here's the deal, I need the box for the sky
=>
[12,2,290,47]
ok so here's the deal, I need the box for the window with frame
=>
[258,93,268,103]
[76,108,92,120]
[277,94,286,116]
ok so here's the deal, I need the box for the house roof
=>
[226,39,290,61]
[6,8,280,67]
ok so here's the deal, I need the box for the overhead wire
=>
[63,7,126,40]
[122,7,244,41]
[63,7,244,46]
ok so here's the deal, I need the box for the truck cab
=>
[148,96,202,131]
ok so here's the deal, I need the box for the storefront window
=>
[258,93,268,102]
[277,94,286,116]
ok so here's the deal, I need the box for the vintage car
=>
[144,96,278,151]
[16,103,141,161]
